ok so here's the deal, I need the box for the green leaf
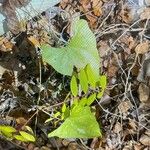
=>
[86,64,98,88]
[97,90,104,99]
[70,75,78,96]
[78,69,88,93]
[1,131,13,138]
[25,126,34,134]
[48,106,101,138]
[78,97,87,106]
[54,112,61,118]
[42,19,100,76]
[19,131,35,142]
[61,107,70,120]
[99,75,107,89]
[87,93,96,105]
[0,126,16,133]
[62,103,67,113]
[14,135,29,142]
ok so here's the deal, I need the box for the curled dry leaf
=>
[135,42,149,54]
[138,83,149,103]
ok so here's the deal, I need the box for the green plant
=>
[48,64,106,138]
[0,125,35,142]
[42,19,107,138]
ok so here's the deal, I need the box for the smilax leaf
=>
[42,19,100,77]
[48,106,101,138]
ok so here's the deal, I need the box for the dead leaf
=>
[0,37,14,51]
[28,36,40,47]
[119,4,133,23]
[16,117,27,126]
[140,8,150,20]
[118,100,133,114]
[135,42,149,54]
[138,83,149,103]
[140,135,150,146]
[128,119,137,131]
[113,122,122,133]
[145,130,150,136]
[98,41,110,57]
[133,143,144,150]
[92,0,103,16]
[107,65,118,77]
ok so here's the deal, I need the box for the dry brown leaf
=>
[140,135,150,146]
[16,117,27,125]
[92,0,103,16]
[113,122,122,133]
[98,41,110,57]
[138,83,149,103]
[133,143,144,150]
[118,100,133,114]
[128,119,137,131]
[0,37,14,51]
[107,65,118,77]
[135,42,149,54]
[145,130,150,136]
[119,5,133,23]
[28,36,40,47]
[140,8,150,20]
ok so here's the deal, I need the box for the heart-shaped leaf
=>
[48,106,101,138]
[42,19,100,77]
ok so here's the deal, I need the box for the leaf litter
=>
[0,0,150,149]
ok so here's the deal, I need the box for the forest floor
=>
[0,0,150,149]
